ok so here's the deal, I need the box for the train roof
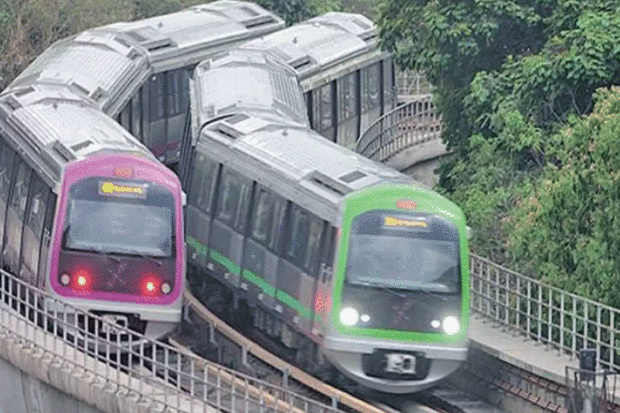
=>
[241,12,387,91]
[0,85,154,191]
[196,114,420,224]
[191,49,309,135]
[6,1,284,117]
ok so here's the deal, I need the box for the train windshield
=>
[345,211,460,293]
[62,178,175,258]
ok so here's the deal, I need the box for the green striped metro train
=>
[179,49,469,394]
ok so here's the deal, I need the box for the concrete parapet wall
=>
[0,347,103,413]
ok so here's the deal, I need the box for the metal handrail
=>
[355,96,442,163]
[470,253,620,372]
[0,268,340,413]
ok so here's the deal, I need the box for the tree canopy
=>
[377,0,620,306]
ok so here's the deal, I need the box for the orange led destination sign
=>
[384,216,427,228]
[99,181,147,199]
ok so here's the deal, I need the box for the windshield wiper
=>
[374,285,407,299]
[126,250,163,267]
[413,287,448,301]
[93,247,121,264]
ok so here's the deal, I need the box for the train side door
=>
[241,186,286,311]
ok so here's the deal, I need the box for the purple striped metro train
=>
[0,84,185,342]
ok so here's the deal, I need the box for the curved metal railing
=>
[355,95,442,163]
[0,268,341,413]
[470,253,620,373]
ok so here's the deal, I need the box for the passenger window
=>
[286,206,309,264]
[216,169,251,231]
[0,143,15,202]
[25,177,48,236]
[319,83,333,131]
[140,85,150,144]
[131,92,142,139]
[251,189,273,244]
[362,64,381,112]
[167,69,184,117]
[189,154,219,214]
[149,72,166,122]
[10,160,33,219]
[269,196,287,252]
[305,218,324,273]
[21,177,49,280]
[338,73,358,122]
[383,59,395,111]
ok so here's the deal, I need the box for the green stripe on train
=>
[241,269,276,297]
[188,239,319,322]
[187,236,208,257]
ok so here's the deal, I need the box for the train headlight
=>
[161,282,171,295]
[442,316,460,335]
[60,273,71,286]
[339,307,359,326]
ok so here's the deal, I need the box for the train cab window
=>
[285,206,324,274]
[250,187,287,252]
[338,72,358,122]
[189,153,219,214]
[361,63,381,112]
[216,168,251,232]
[149,72,166,122]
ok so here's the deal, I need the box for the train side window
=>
[189,153,219,214]
[286,205,309,266]
[25,176,47,236]
[0,140,13,254]
[167,69,184,117]
[251,188,273,245]
[216,168,251,231]
[305,91,313,129]
[319,83,332,131]
[119,100,132,132]
[149,72,166,122]
[269,195,287,253]
[37,192,56,288]
[131,92,142,140]
[10,160,33,220]
[338,73,358,122]
[362,63,381,112]
[304,217,324,273]
[382,58,395,111]
[0,142,15,203]
[21,176,48,280]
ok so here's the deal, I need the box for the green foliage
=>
[0,0,136,89]
[508,87,620,307]
[253,0,341,26]
[377,0,549,150]
[134,0,204,19]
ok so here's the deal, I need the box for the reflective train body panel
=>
[0,84,185,341]
[181,50,469,394]
[6,1,284,166]
[242,13,396,147]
